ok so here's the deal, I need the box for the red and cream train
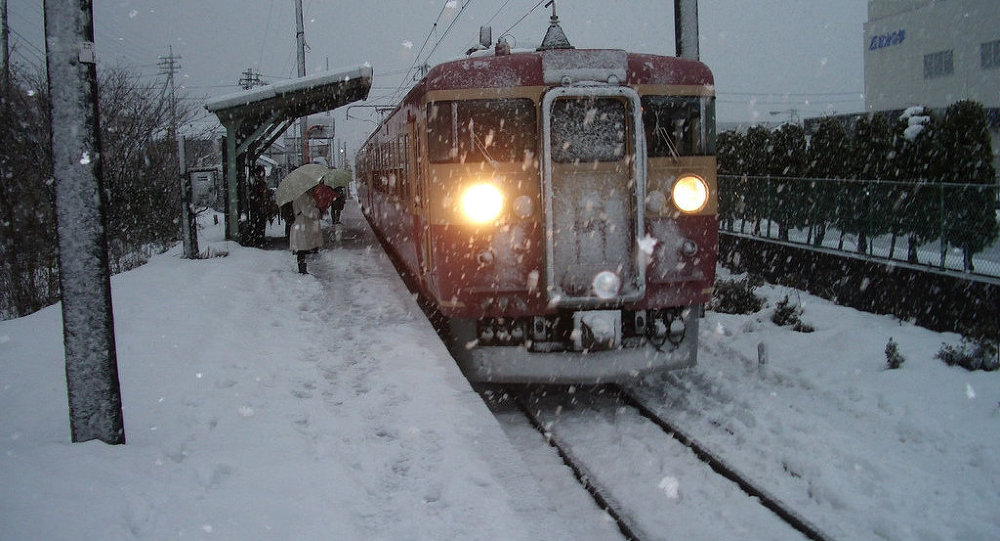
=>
[356,23,717,383]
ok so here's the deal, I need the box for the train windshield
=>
[550,97,628,163]
[641,96,716,157]
[426,99,537,164]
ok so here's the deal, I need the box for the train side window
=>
[427,102,457,162]
[550,97,628,163]
[641,96,715,157]
[403,134,411,201]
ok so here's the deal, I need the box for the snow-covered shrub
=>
[771,295,799,326]
[771,295,814,333]
[935,339,999,371]
[709,278,765,314]
[885,337,905,369]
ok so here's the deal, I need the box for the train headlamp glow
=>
[592,271,622,300]
[672,175,709,213]
[460,183,504,223]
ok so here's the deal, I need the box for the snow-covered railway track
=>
[488,385,834,541]
[616,386,834,541]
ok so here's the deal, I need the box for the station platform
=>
[255,200,578,540]
[0,199,579,540]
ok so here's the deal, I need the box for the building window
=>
[923,50,953,79]
[982,40,1000,70]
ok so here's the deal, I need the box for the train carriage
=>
[357,23,716,383]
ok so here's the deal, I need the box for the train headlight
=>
[672,175,709,213]
[460,183,504,224]
[592,270,622,300]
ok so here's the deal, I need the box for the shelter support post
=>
[224,121,241,240]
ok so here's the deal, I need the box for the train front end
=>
[422,48,716,383]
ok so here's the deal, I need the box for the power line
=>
[392,0,451,103]
[422,0,476,65]
[391,0,480,105]
[500,0,547,38]
[258,0,275,68]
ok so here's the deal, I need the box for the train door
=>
[540,87,647,307]
[408,117,432,280]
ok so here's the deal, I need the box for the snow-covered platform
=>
[0,201,574,540]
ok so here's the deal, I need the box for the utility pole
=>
[1,0,18,317]
[178,134,199,259]
[295,0,307,165]
[157,45,181,138]
[158,46,198,257]
[43,0,125,444]
[239,67,263,90]
[674,0,700,60]
[1,0,8,94]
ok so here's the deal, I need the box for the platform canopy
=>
[205,65,373,241]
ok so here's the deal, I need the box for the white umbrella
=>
[274,163,329,206]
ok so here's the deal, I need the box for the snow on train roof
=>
[423,49,713,91]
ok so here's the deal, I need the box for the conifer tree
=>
[716,130,741,232]
[768,123,807,240]
[937,100,998,272]
[807,117,852,246]
[845,114,893,254]
[891,107,942,263]
[741,125,771,235]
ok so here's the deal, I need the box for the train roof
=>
[421,48,714,92]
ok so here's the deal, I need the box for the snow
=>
[204,65,373,113]
[900,105,930,141]
[2,203,999,540]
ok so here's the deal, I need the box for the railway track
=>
[481,384,836,541]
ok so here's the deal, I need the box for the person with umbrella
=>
[276,164,328,274]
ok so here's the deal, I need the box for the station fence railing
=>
[717,175,1000,280]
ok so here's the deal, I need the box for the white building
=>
[864,0,998,110]
[864,0,999,176]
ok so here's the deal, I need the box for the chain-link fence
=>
[718,175,1000,278]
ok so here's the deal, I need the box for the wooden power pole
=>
[674,0,700,60]
[295,0,308,165]
[43,0,125,444]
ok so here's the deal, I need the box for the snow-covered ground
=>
[2,202,997,540]
[637,266,1000,540]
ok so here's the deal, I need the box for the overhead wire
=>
[258,0,276,68]
[422,0,476,65]
[500,0,547,38]
[391,0,451,104]
[390,0,479,105]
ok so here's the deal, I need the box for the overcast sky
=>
[8,0,868,151]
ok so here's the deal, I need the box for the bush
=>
[710,278,765,314]
[935,339,999,371]
[771,295,799,326]
[771,295,814,333]
[885,337,905,369]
